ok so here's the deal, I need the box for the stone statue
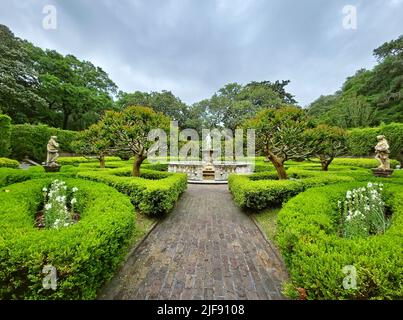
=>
[374,135,391,170]
[46,136,60,166]
[206,133,212,150]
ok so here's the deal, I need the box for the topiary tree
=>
[72,122,111,168]
[0,114,11,157]
[244,106,311,180]
[103,106,170,177]
[304,124,348,171]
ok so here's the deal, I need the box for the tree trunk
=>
[132,154,146,177]
[62,111,70,130]
[320,157,333,171]
[268,153,287,180]
[99,156,105,169]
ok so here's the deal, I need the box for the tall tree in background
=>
[115,90,188,128]
[307,35,403,127]
[0,25,46,123]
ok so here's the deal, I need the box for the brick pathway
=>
[98,184,288,300]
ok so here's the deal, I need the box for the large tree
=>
[304,124,348,171]
[245,106,311,179]
[115,90,188,128]
[0,25,46,123]
[103,106,170,176]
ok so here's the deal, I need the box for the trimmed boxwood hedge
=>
[0,178,136,300]
[276,182,403,299]
[0,158,19,169]
[228,169,357,210]
[77,168,187,217]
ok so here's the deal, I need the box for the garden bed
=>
[0,178,137,299]
[276,182,403,299]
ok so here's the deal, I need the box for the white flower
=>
[367,182,373,188]
[64,223,70,227]
[71,198,77,205]
[346,191,352,199]
[42,187,48,192]
[45,203,52,210]
[72,187,78,192]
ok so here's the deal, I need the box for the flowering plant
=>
[338,182,390,239]
[42,180,78,229]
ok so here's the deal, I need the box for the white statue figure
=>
[46,136,60,166]
[374,135,391,170]
[206,133,212,150]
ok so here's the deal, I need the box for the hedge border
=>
[276,182,403,299]
[0,178,136,300]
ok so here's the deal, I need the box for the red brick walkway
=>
[98,184,288,300]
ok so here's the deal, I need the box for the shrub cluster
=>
[0,178,136,299]
[0,114,11,157]
[77,168,187,216]
[10,124,79,161]
[229,169,356,210]
[276,182,403,299]
[0,157,19,169]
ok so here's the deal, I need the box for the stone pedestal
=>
[43,164,61,172]
[372,168,394,178]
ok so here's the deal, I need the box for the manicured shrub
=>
[0,157,19,168]
[57,156,121,166]
[0,178,136,299]
[10,124,79,161]
[276,182,403,299]
[77,168,187,216]
[0,114,11,157]
[330,158,399,169]
[229,170,356,210]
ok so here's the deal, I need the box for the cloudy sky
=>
[1,0,402,106]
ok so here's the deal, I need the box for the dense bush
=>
[0,157,19,168]
[0,178,136,299]
[277,182,403,299]
[0,114,11,157]
[229,169,356,210]
[318,158,399,169]
[348,123,403,164]
[10,124,79,161]
[58,156,121,166]
[77,168,187,216]
[0,167,77,188]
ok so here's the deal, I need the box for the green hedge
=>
[330,158,399,169]
[348,123,403,164]
[277,182,403,299]
[229,170,356,210]
[0,178,136,299]
[58,156,122,166]
[0,114,11,157]
[10,124,79,161]
[0,167,77,188]
[77,168,187,216]
[0,158,19,169]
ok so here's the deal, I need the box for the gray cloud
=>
[1,0,402,106]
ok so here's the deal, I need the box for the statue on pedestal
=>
[375,135,390,170]
[372,135,393,177]
[44,136,61,172]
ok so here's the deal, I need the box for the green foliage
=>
[348,123,403,164]
[77,168,187,216]
[103,106,171,176]
[0,158,19,168]
[330,158,399,169]
[10,124,79,161]
[115,90,188,128]
[57,156,122,166]
[276,182,403,299]
[0,114,11,157]
[304,125,348,170]
[307,35,403,126]
[228,169,355,210]
[245,106,312,179]
[0,25,47,124]
[0,178,135,299]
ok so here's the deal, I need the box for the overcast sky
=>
[1,0,402,106]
